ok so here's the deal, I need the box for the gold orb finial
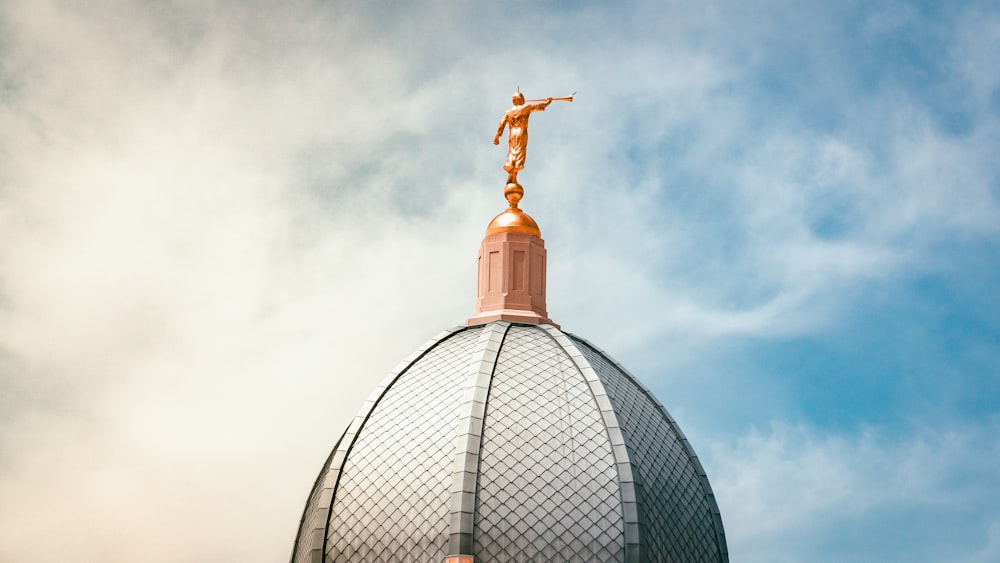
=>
[504,182,524,208]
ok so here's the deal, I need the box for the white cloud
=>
[0,3,485,560]
[706,421,1000,562]
[0,1,997,561]
[970,518,1000,563]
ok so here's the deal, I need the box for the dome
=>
[290,321,729,562]
[485,207,541,236]
[291,94,728,562]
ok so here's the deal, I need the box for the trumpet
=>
[525,92,576,103]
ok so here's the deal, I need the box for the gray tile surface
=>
[291,322,728,563]
[325,328,481,561]
[473,325,625,562]
[571,334,728,562]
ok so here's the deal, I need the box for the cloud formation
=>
[0,1,997,561]
[706,421,1000,562]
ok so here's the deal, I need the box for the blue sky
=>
[0,1,998,561]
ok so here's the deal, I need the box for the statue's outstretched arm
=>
[532,98,553,112]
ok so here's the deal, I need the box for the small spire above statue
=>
[493,91,574,208]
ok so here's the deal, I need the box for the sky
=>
[0,0,998,561]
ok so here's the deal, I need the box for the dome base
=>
[466,307,559,328]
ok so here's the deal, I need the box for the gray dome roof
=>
[291,321,728,563]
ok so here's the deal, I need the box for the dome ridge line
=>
[565,333,730,563]
[542,326,643,562]
[446,321,510,559]
[288,428,345,563]
[290,325,473,563]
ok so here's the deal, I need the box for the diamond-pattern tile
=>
[293,322,725,563]
[474,325,625,562]
[325,327,482,562]
[291,431,343,563]
[571,335,726,562]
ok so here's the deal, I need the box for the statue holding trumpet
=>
[494,91,574,191]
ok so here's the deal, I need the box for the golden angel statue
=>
[493,91,573,187]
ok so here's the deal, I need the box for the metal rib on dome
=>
[543,326,642,560]
[471,324,626,561]
[569,334,730,562]
[290,322,729,563]
[290,326,472,563]
[447,322,507,555]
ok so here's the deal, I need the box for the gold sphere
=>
[504,182,524,207]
